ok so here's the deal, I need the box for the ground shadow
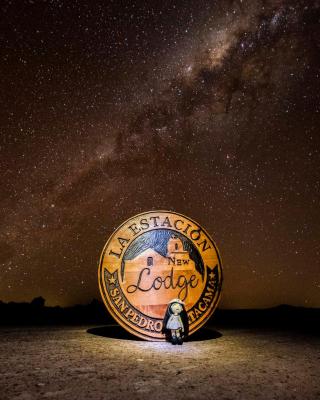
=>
[186,327,222,342]
[87,324,222,342]
[87,325,142,341]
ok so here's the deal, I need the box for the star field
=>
[1,0,319,307]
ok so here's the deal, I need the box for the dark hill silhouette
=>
[0,299,319,333]
[213,305,320,333]
[0,298,112,325]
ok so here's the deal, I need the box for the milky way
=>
[1,0,320,307]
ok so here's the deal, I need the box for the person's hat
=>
[168,298,184,305]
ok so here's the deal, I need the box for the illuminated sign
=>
[98,211,223,341]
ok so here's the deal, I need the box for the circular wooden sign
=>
[98,211,223,341]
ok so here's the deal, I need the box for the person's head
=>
[170,302,183,315]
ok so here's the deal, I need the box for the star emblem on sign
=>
[108,273,116,285]
[209,271,215,280]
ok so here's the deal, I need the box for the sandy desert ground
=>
[0,325,319,400]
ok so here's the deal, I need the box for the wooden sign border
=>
[98,210,223,341]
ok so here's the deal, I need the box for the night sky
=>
[1,0,319,308]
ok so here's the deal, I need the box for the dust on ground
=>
[0,325,319,400]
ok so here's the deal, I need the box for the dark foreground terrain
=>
[0,325,319,400]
